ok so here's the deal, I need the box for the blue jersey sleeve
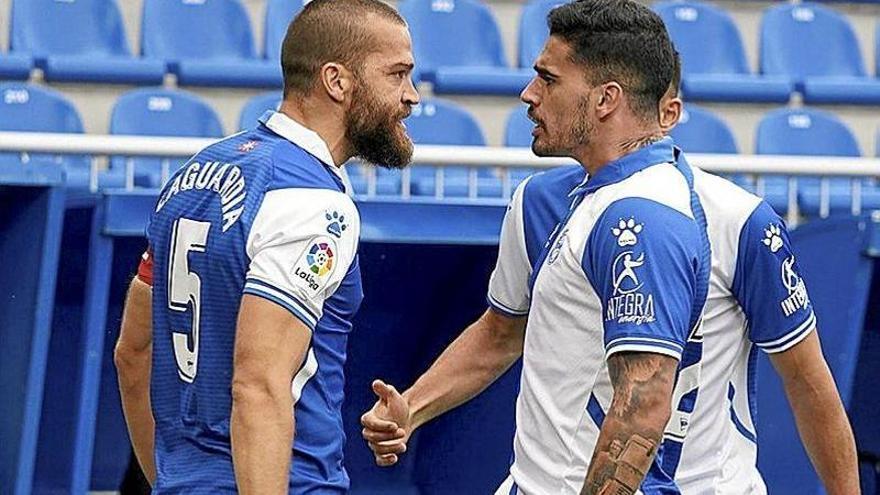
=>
[583,198,702,361]
[732,201,816,353]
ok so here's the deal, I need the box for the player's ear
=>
[595,82,622,120]
[659,97,682,133]
[320,62,354,104]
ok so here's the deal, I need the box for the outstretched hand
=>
[360,380,413,467]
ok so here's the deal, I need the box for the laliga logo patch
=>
[612,218,643,247]
[293,236,337,294]
[307,242,335,276]
[763,224,783,253]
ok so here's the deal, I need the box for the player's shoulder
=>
[258,186,357,223]
[249,187,359,254]
[191,126,277,165]
[266,139,346,194]
[692,168,766,231]
[240,122,354,224]
[152,129,275,215]
[200,123,344,194]
[605,161,693,219]
[525,165,584,193]
[521,165,583,205]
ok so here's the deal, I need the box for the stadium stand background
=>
[2,1,880,494]
[0,0,878,154]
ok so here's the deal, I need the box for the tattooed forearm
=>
[580,352,679,495]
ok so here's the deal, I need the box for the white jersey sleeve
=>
[243,188,360,330]
[487,178,532,317]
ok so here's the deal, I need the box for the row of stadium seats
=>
[1,0,879,104]
[0,0,295,87]
[659,1,880,104]
[1,82,878,214]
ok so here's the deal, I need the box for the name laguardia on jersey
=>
[156,161,247,232]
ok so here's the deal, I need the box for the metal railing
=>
[2,131,879,225]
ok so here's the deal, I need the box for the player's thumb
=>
[372,379,398,404]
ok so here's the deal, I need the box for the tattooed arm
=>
[580,352,679,495]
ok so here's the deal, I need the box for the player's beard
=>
[531,94,593,157]
[346,78,414,170]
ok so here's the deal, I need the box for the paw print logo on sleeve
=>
[326,211,348,238]
[762,224,783,253]
[612,218,643,247]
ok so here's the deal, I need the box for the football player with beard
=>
[114,1,419,493]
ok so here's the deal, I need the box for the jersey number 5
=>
[168,217,210,383]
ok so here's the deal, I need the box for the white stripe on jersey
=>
[756,311,816,353]
[291,348,319,405]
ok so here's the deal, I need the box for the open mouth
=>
[527,111,543,135]
[531,121,544,136]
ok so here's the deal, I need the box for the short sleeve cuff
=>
[754,311,817,354]
[605,336,684,361]
[487,292,529,318]
[243,278,318,331]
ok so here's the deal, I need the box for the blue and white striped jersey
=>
[491,138,711,494]
[145,111,363,494]
[488,147,815,494]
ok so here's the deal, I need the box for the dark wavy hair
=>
[548,0,678,121]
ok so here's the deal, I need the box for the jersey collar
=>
[569,137,676,197]
[259,110,342,180]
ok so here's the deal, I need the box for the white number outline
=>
[167,217,211,383]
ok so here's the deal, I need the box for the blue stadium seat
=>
[671,104,753,191]
[264,0,305,63]
[756,107,879,215]
[0,83,118,189]
[503,105,538,186]
[10,0,165,85]
[110,88,224,188]
[518,0,563,68]
[670,105,738,154]
[877,127,880,158]
[654,1,791,103]
[504,105,534,148]
[876,22,880,81]
[399,0,530,95]
[389,98,500,197]
[141,0,281,88]
[0,53,32,80]
[239,92,282,131]
[761,3,880,105]
[344,167,369,197]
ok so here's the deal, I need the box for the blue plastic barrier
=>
[33,191,516,493]
[0,162,65,495]
[34,194,148,494]
[29,187,879,493]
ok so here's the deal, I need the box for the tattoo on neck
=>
[617,134,664,156]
